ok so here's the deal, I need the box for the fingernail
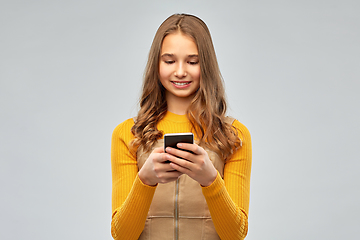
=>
[177,143,182,147]
[166,147,171,152]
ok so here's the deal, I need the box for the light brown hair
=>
[130,13,241,160]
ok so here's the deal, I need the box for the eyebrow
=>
[161,53,199,58]
[161,53,174,58]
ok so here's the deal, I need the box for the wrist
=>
[138,170,157,186]
[201,170,218,187]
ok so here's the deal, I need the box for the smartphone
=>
[164,133,194,161]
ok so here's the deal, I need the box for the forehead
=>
[161,32,198,55]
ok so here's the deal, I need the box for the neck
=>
[166,92,194,115]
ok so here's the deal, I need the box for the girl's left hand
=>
[165,143,217,187]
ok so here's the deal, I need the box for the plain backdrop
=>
[1,0,359,239]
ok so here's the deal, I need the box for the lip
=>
[171,81,192,89]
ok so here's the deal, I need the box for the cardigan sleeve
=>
[111,119,157,240]
[202,119,252,240]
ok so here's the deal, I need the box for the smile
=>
[171,81,191,86]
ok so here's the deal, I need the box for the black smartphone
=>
[164,133,194,161]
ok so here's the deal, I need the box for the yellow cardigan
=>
[111,111,252,239]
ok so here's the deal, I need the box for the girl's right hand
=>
[138,147,183,186]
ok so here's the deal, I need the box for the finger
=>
[152,146,165,153]
[166,154,193,171]
[177,143,203,155]
[157,171,183,183]
[162,161,182,172]
[169,161,192,175]
[156,152,174,163]
[165,147,194,162]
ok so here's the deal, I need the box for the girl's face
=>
[159,32,200,103]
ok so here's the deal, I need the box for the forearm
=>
[202,172,248,240]
[111,119,157,239]
[111,174,156,240]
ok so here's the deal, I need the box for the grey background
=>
[1,0,359,239]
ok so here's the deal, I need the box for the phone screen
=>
[164,133,194,160]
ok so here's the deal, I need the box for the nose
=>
[174,62,187,78]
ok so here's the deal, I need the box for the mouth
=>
[171,81,191,87]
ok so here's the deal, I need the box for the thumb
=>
[152,146,165,154]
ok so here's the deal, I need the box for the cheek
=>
[192,66,201,81]
[159,63,171,80]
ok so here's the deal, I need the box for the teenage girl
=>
[111,13,252,240]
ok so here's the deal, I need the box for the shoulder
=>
[227,117,251,142]
[112,118,135,139]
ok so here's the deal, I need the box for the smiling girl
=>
[111,14,252,240]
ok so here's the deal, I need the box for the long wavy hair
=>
[130,13,241,160]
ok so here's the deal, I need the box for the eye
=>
[164,60,175,64]
[188,61,199,65]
